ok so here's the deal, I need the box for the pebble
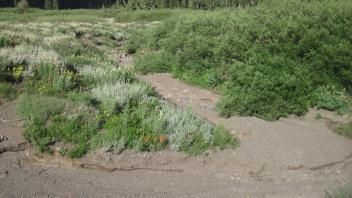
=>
[0,134,8,142]
[0,170,9,178]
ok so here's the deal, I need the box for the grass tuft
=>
[0,83,17,101]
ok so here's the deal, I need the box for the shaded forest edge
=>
[1,0,260,10]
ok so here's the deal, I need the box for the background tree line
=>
[1,0,259,9]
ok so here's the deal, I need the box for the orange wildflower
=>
[159,135,167,143]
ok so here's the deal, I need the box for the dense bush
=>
[134,0,352,120]
[134,52,173,74]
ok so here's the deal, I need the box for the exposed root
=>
[286,153,352,172]
[0,118,22,123]
[309,153,352,171]
[27,150,183,174]
[287,165,304,170]
[79,163,183,173]
[249,164,275,182]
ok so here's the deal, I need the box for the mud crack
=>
[79,163,183,173]
[27,152,184,174]
[0,118,22,123]
[248,164,275,182]
[309,152,352,171]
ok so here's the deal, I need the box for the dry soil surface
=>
[1,74,352,197]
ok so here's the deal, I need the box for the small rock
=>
[165,94,172,99]
[0,134,8,142]
[0,170,9,178]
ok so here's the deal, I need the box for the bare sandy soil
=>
[1,72,352,197]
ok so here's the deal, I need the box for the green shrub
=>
[21,93,99,157]
[212,127,238,150]
[134,0,352,120]
[24,115,98,157]
[124,26,159,54]
[134,52,173,74]
[23,119,53,153]
[217,57,313,120]
[179,126,238,155]
[179,131,210,155]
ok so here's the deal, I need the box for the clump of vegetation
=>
[0,83,17,100]
[158,103,237,154]
[17,94,69,122]
[0,37,10,48]
[335,122,352,139]
[312,85,349,115]
[326,180,352,198]
[30,63,76,95]
[133,0,352,120]
[91,99,237,155]
[0,19,237,158]
[79,66,134,85]
[91,81,154,113]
